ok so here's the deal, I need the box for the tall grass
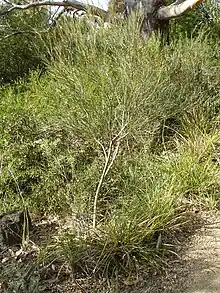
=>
[0,16,219,278]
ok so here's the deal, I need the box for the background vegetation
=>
[0,2,219,290]
[0,8,49,84]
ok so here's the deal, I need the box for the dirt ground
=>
[125,211,220,293]
[1,211,220,293]
[179,215,220,293]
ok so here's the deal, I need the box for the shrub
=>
[0,17,219,277]
[0,9,48,84]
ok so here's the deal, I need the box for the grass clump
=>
[41,119,219,276]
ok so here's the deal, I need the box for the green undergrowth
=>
[0,17,220,280]
[40,116,220,276]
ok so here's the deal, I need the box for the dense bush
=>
[0,8,48,84]
[0,16,219,279]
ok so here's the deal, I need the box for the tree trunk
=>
[124,0,170,43]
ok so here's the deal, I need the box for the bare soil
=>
[126,211,220,293]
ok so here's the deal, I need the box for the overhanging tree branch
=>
[158,0,204,19]
[0,0,108,19]
[0,0,206,45]
[0,29,50,40]
[0,0,205,22]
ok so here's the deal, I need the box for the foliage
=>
[170,1,219,41]
[0,16,219,281]
[0,8,48,84]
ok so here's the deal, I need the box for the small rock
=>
[0,210,32,247]
[0,281,8,292]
